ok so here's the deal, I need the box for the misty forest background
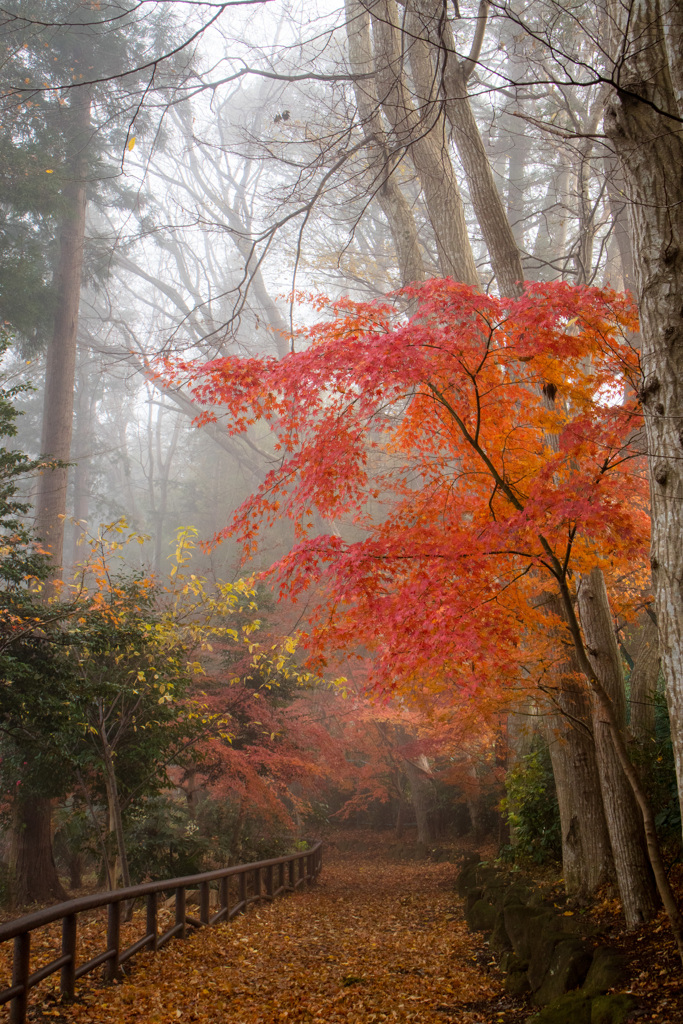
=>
[0,0,682,946]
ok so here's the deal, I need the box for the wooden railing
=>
[0,841,322,1024]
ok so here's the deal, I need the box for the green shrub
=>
[500,744,561,865]
[124,796,211,881]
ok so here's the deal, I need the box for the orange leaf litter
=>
[49,857,499,1024]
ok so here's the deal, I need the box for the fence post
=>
[60,913,77,1000]
[105,902,120,983]
[220,875,229,917]
[10,931,30,1024]
[266,864,274,898]
[146,892,157,951]
[239,870,247,910]
[200,882,210,925]
[254,867,261,903]
[175,887,186,940]
[279,861,285,892]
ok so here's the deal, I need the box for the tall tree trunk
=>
[542,594,613,894]
[552,566,683,961]
[403,755,433,845]
[34,83,91,574]
[409,0,525,297]
[10,794,66,906]
[345,0,426,286]
[369,0,479,285]
[18,83,91,906]
[629,616,660,743]
[99,718,132,891]
[66,354,97,568]
[604,0,683,837]
[603,154,636,294]
[577,568,658,927]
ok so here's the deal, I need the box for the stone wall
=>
[457,856,637,1024]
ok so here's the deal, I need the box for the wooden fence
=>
[0,841,323,1024]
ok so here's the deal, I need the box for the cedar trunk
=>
[19,84,91,905]
[34,83,90,568]
[10,795,66,906]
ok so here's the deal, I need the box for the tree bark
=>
[577,568,658,927]
[603,154,636,293]
[369,0,479,284]
[403,755,433,845]
[10,794,66,906]
[345,0,425,285]
[629,615,660,742]
[552,564,683,962]
[543,700,613,893]
[541,593,613,894]
[99,717,132,892]
[19,83,91,906]
[604,0,683,838]
[408,0,525,297]
[34,83,91,574]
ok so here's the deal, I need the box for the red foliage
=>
[172,279,647,715]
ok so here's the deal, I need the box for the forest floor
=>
[2,836,681,1023]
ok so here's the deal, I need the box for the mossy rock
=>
[505,968,532,996]
[528,928,582,992]
[466,898,498,932]
[431,848,451,863]
[490,908,513,953]
[525,991,593,1024]
[499,951,528,974]
[503,905,559,960]
[465,887,484,913]
[590,993,637,1024]
[533,939,593,1006]
[456,856,482,895]
[503,881,533,906]
[583,947,628,995]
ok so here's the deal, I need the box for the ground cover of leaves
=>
[3,847,682,1023]
[13,854,522,1024]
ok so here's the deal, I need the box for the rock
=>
[503,905,557,960]
[527,926,575,991]
[503,881,533,907]
[465,887,484,914]
[499,951,528,974]
[466,898,498,932]
[583,947,628,995]
[490,909,513,952]
[505,968,532,995]
[533,939,593,1006]
[455,856,482,896]
[590,993,637,1024]
[525,991,593,1024]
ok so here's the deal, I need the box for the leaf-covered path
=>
[58,855,505,1024]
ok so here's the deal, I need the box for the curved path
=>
[58,855,506,1024]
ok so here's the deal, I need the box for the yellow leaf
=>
[128,136,136,150]
[45,169,54,173]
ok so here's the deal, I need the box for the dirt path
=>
[51,857,511,1024]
